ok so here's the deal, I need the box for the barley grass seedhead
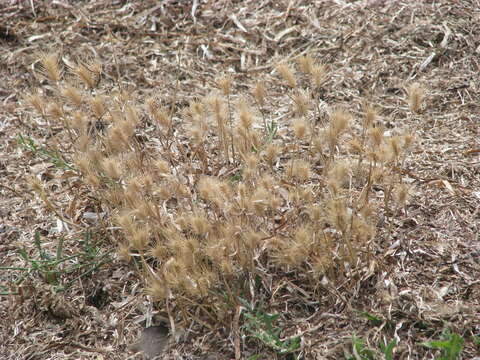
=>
[406,82,426,114]
[276,62,297,88]
[39,52,61,84]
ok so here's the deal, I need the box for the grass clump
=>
[344,335,397,360]
[421,329,464,360]
[1,231,112,295]
[18,134,74,171]
[22,52,420,332]
[242,300,301,358]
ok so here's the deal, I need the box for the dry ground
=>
[1,0,479,359]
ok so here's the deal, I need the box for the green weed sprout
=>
[242,302,300,356]
[0,231,112,294]
[421,329,464,360]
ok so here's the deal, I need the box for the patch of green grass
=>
[265,120,278,143]
[17,134,75,171]
[357,310,384,327]
[344,335,375,360]
[344,335,397,360]
[229,170,243,183]
[379,338,397,360]
[473,335,480,347]
[420,329,464,360]
[0,231,112,295]
[242,300,300,358]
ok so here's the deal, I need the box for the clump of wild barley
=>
[406,82,426,113]
[23,53,418,328]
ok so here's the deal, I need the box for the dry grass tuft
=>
[23,53,417,334]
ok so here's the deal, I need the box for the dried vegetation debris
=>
[1,0,480,359]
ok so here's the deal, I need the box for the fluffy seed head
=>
[28,175,44,195]
[47,102,64,120]
[327,198,349,233]
[238,98,253,130]
[145,276,169,301]
[101,157,123,180]
[308,204,322,222]
[217,74,233,96]
[91,95,106,118]
[368,126,384,148]
[276,62,297,88]
[406,82,425,113]
[297,54,314,74]
[40,53,61,83]
[189,211,210,237]
[117,242,132,262]
[264,143,280,166]
[85,171,101,188]
[388,136,401,160]
[74,63,95,89]
[292,118,308,139]
[286,159,311,182]
[310,64,328,89]
[155,159,170,176]
[125,105,140,126]
[61,85,83,107]
[327,161,349,195]
[253,81,266,106]
[188,100,206,119]
[25,92,46,115]
[394,183,410,207]
[330,108,351,137]
[363,103,377,129]
[198,176,227,209]
[292,89,310,117]
[131,226,150,251]
[206,94,224,119]
[155,106,172,130]
[402,132,414,151]
[250,187,269,215]
[348,138,364,154]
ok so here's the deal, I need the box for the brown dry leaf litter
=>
[1,0,479,359]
